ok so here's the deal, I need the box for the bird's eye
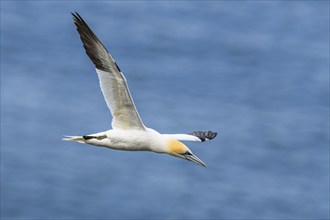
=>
[182,151,192,156]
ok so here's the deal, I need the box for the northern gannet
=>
[64,12,217,167]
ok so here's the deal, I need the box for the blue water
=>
[1,1,329,219]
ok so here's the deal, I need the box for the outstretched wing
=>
[164,130,218,142]
[72,12,145,130]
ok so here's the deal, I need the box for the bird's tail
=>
[62,136,85,143]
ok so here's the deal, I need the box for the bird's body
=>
[70,128,164,152]
[64,12,217,167]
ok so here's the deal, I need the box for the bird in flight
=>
[64,12,217,167]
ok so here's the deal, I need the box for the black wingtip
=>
[190,130,218,142]
[71,12,84,22]
[71,12,78,20]
[206,130,218,139]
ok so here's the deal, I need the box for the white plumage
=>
[63,12,217,167]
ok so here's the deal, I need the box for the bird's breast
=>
[95,129,162,152]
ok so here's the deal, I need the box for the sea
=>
[1,1,329,219]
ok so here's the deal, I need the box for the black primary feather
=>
[190,130,218,142]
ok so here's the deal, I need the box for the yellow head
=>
[166,139,206,167]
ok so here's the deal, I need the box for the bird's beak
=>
[185,153,207,167]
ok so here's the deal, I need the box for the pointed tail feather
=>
[62,136,85,143]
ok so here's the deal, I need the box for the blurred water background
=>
[1,1,329,219]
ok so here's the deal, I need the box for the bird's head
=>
[166,139,206,167]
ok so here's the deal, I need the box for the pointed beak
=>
[185,153,207,167]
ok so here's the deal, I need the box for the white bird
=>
[64,12,217,167]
